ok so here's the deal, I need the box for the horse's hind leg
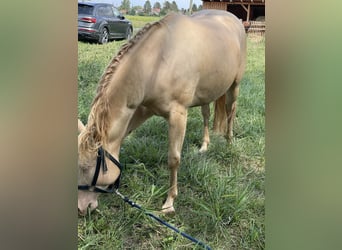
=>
[162,104,188,214]
[199,104,210,153]
[226,81,240,140]
[213,94,227,135]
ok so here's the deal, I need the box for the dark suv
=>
[78,2,133,44]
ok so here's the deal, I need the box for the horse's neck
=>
[100,29,165,155]
[102,71,138,158]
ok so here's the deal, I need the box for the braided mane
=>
[79,19,165,153]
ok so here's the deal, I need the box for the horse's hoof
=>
[161,206,175,214]
[199,146,208,153]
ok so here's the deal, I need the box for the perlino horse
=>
[78,9,246,215]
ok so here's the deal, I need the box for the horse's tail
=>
[213,94,227,135]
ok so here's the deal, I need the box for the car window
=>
[102,6,115,18]
[78,4,94,15]
[96,6,106,16]
[112,7,121,17]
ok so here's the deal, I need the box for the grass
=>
[125,15,161,30]
[78,17,265,249]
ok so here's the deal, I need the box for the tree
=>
[192,3,198,12]
[153,2,161,9]
[161,1,171,15]
[130,6,143,15]
[144,0,152,15]
[171,1,178,12]
[152,2,161,16]
[120,0,130,12]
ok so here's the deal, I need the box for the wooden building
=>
[202,0,265,22]
[202,0,265,33]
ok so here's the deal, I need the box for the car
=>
[78,2,133,44]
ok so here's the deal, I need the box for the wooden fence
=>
[245,21,266,35]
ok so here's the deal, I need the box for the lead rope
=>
[115,189,212,250]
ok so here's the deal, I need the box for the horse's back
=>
[190,10,246,49]
[137,10,246,112]
[190,10,246,83]
[163,10,246,76]
[191,9,242,24]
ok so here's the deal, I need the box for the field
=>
[78,16,265,250]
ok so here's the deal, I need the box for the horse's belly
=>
[190,73,236,106]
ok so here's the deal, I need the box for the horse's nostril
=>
[89,200,98,210]
[78,208,86,216]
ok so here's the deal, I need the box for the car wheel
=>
[99,28,109,44]
[125,27,132,40]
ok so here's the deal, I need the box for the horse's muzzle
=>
[78,200,98,216]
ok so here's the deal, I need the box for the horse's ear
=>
[78,119,86,133]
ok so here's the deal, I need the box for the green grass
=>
[78,16,265,249]
[125,15,161,29]
[78,41,126,122]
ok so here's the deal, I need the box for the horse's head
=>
[78,147,99,215]
[77,119,121,215]
[78,120,99,215]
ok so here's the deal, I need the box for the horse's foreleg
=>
[162,104,188,214]
[199,104,210,153]
[124,106,153,137]
[226,81,240,140]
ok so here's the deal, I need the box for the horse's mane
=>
[79,18,167,153]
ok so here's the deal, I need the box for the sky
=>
[79,0,203,10]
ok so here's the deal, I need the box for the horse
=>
[78,9,246,215]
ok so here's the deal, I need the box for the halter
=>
[77,147,211,249]
[78,147,122,193]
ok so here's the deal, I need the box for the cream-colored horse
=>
[78,10,246,215]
